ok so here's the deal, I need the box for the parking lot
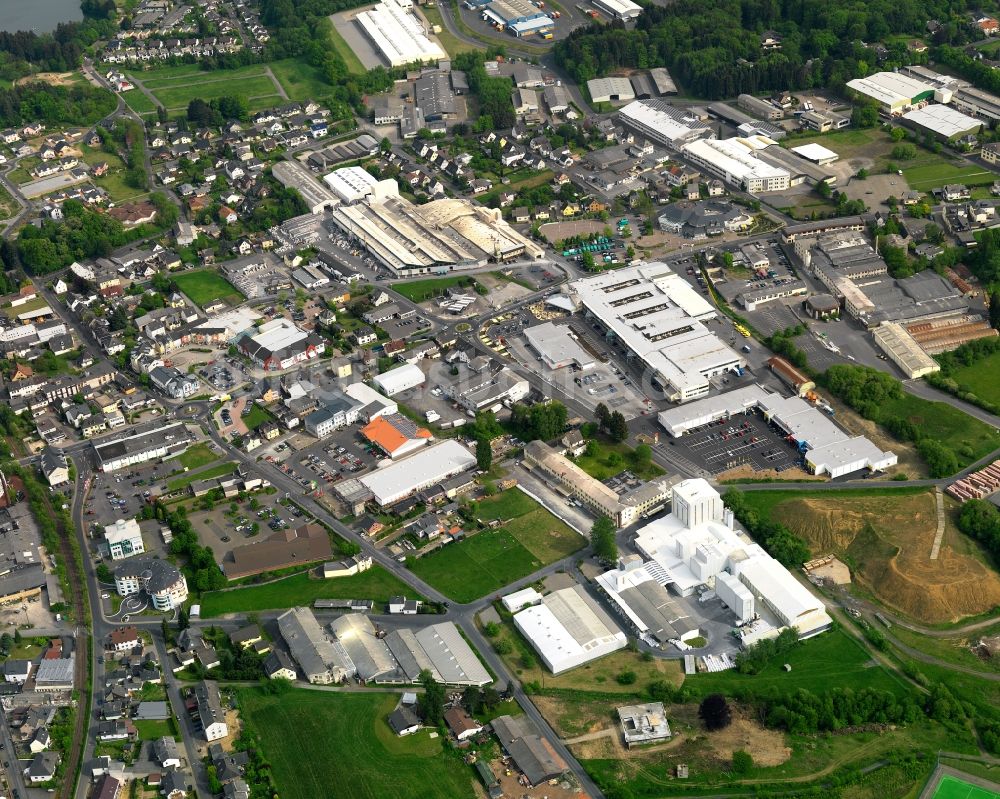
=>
[661,407,804,475]
[190,496,304,555]
[264,425,380,493]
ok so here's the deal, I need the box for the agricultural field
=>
[269,58,334,103]
[736,487,1000,623]
[407,491,585,602]
[172,269,244,308]
[197,566,418,617]
[238,688,478,799]
[942,350,1000,408]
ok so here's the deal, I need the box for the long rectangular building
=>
[92,421,194,473]
[568,263,744,402]
[618,100,713,150]
[681,137,789,194]
[355,0,446,67]
[359,440,476,506]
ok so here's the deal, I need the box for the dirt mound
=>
[770,493,1000,623]
[16,71,78,87]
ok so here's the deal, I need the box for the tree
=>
[609,411,629,443]
[633,443,652,468]
[595,403,611,432]
[462,686,483,715]
[476,438,493,472]
[699,694,732,731]
[590,515,618,564]
[990,290,1000,331]
[418,669,446,725]
[732,750,754,774]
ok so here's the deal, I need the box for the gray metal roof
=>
[414,622,491,686]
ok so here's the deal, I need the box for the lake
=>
[3,0,83,33]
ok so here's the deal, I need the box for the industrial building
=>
[587,77,635,104]
[445,366,530,412]
[523,322,596,370]
[871,322,942,379]
[513,584,628,674]
[414,73,457,121]
[373,363,426,396]
[277,607,355,684]
[359,440,476,506]
[567,263,745,402]
[475,0,553,36]
[103,518,145,560]
[681,137,790,194]
[845,71,938,114]
[271,161,339,214]
[325,614,491,685]
[329,179,544,275]
[901,64,1000,126]
[657,384,898,478]
[323,166,380,204]
[238,318,324,371]
[736,94,783,121]
[789,143,839,165]
[523,440,677,526]
[343,381,398,421]
[355,0,446,67]
[593,0,642,19]
[648,68,677,96]
[491,715,568,786]
[633,479,832,640]
[92,421,194,473]
[902,104,982,142]
[617,100,713,150]
[596,556,698,646]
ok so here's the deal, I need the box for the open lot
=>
[269,58,335,103]
[407,490,585,602]
[572,438,666,482]
[238,687,478,799]
[393,276,481,303]
[172,269,244,308]
[880,391,1000,469]
[175,442,219,471]
[129,64,285,111]
[198,567,418,617]
[944,350,1000,407]
[737,487,1000,623]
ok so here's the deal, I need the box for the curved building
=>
[114,557,189,611]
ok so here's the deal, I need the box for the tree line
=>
[926,335,1000,415]
[0,81,117,128]
[723,489,811,566]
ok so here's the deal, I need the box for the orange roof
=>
[360,414,431,454]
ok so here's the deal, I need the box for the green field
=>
[269,58,333,103]
[132,718,176,740]
[945,350,1000,407]
[689,627,911,698]
[238,688,477,799]
[881,391,1000,468]
[408,491,585,602]
[393,276,480,302]
[172,269,244,307]
[79,144,147,203]
[933,775,1000,799]
[198,567,419,617]
[130,65,283,111]
[903,161,998,191]
[166,461,239,492]
[175,443,219,470]
[122,89,158,115]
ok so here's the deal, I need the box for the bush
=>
[616,670,637,685]
[732,750,754,774]
[494,639,513,655]
[483,621,500,638]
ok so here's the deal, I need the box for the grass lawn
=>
[198,566,418,617]
[79,144,146,204]
[409,491,585,602]
[269,58,334,103]
[902,160,998,191]
[574,438,665,481]
[122,89,157,115]
[175,443,218,471]
[393,276,481,302]
[242,404,274,432]
[2,295,50,320]
[421,5,479,55]
[0,180,19,220]
[880,390,1000,468]
[327,25,366,75]
[132,718,176,740]
[151,75,280,110]
[166,461,238,492]
[731,485,928,520]
[408,529,541,603]
[689,627,911,697]
[238,688,478,799]
[945,349,1000,407]
[172,269,244,307]
[127,63,216,82]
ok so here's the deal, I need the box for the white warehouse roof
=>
[902,104,982,138]
[846,72,935,107]
[373,363,426,396]
[682,137,789,183]
[323,166,380,204]
[355,0,446,68]
[513,584,627,674]
[790,143,839,163]
[359,440,476,506]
